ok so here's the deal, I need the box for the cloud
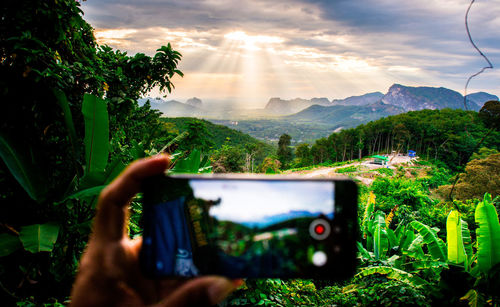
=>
[81,0,500,101]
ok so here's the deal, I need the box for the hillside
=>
[287,101,403,124]
[160,117,276,155]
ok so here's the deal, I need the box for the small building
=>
[371,155,389,165]
[408,150,416,158]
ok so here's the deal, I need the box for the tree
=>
[277,134,293,168]
[479,100,500,130]
[295,143,312,167]
[210,145,245,173]
[259,156,281,173]
[0,0,184,303]
[439,153,500,201]
[180,120,214,152]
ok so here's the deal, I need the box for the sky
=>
[189,180,334,224]
[81,0,500,108]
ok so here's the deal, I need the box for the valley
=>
[141,84,498,144]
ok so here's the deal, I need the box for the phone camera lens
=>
[309,219,331,240]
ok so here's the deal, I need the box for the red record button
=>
[314,224,325,235]
[309,219,331,240]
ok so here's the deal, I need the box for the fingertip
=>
[207,277,237,305]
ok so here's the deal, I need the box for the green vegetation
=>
[292,108,500,171]
[2,1,500,306]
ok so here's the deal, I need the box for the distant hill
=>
[465,92,498,109]
[138,97,204,117]
[264,97,330,115]
[160,117,275,156]
[287,101,403,125]
[331,92,384,106]
[186,97,203,107]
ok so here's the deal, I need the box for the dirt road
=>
[288,154,416,181]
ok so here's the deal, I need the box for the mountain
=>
[265,97,330,115]
[287,101,403,125]
[240,210,333,228]
[465,92,499,109]
[138,97,204,117]
[381,84,480,111]
[331,92,384,106]
[186,97,202,107]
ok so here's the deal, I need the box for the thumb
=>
[158,277,239,307]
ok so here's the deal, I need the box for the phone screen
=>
[141,176,356,279]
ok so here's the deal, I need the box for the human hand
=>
[70,155,241,306]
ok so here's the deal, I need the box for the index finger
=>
[93,155,170,242]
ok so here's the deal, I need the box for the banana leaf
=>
[387,228,398,249]
[82,94,109,176]
[410,220,446,261]
[361,192,375,236]
[373,211,388,260]
[0,233,22,257]
[356,266,428,288]
[447,210,466,265]
[19,223,60,253]
[461,219,473,271]
[0,134,47,202]
[169,149,202,173]
[53,89,78,157]
[474,193,500,274]
[405,235,426,260]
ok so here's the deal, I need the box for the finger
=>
[158,276,238,307]
[94,155,170,242]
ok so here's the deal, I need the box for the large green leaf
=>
[447,210,466,265]
[356,266,428,287]
[169,149,202,173]
[19,223,60,253]
[474,193,500,273]
[373,211,388,260]
[82,94,109,175]
[53,89,78,156]
[0,233,22,257]
[61,185,106,202]
[410,220,446,261]
[0,134,47,202]
[461,219,473,270]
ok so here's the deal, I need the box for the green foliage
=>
[441,153,500,201]
[160,117,275,167]
[303,109,500,170]
[470,147,499,161]
[409,221,446,261]
[0,134,47,202]
[294,143,312,167]
[335,165,360,173]
[259,156,282,173]
[0,0,185,303]
[19,223,60,253]
[81,94,109,182]
[277,134,293,168]
[474,193,500,274]
[210,145,245,173]
[446,210,467,265]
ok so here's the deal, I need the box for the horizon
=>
[82,0,500,108]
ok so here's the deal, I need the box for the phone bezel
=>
[140,174,358,280]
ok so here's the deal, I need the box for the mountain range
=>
[239,210,334,229]
[139,84,498,142]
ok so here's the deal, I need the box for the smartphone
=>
[140,174,358,280]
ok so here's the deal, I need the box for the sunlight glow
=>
[224,31,284,51]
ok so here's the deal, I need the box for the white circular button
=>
[312,251,327,267]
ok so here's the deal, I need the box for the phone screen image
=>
[141,176,356,279]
